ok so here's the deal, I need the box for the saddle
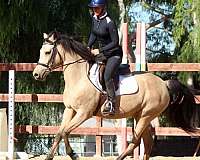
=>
[89,63,138,96]
[99,64,132,91]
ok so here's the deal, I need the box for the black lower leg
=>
[45,133,62,160]
[105,79,115,100]
[68,150,76,157]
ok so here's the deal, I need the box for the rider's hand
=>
[91,49,100,55]
[95,53,107,64]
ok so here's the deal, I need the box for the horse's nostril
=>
[34,73,39,78]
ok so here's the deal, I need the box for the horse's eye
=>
[45,51,51,54]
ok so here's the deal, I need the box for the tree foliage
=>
[0,0,48,62]
[173,0,200,62]
[170,0,200,87]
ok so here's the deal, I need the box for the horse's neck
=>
[63,60,88,89]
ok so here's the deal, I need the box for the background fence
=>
[0,63,200,158]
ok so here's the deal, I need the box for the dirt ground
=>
[0,155,199,160]
[27,155,200,160]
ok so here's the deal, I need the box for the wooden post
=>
[96,117,102,156]
[139,23,146,159]
[135,22,146,71]
[121,118,127,152]
[0,108,8,152]
[122,23,128,64]
[121,22,128,153]
[134,23,146,159]
[140,22,146,71]
[135,23,142,71]
[134,23,142,160]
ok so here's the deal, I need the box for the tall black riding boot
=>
[102,80,116,115]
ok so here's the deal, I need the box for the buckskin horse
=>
[33,31,198,160]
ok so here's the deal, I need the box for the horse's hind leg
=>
[116,116,153,160]
[46,107,75,160]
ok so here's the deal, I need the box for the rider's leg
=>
[103,55,121,114]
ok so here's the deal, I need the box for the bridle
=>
[37,39,86,72]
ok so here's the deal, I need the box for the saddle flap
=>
[89,63,138,95]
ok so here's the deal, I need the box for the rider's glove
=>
[95,53,107,64]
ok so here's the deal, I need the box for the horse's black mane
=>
[48,31,95,62]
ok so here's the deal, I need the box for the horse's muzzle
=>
[33,72,40,80]
[33,68,49,81]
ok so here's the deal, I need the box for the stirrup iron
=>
[102,100,115,115]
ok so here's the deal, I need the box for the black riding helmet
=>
[88,0,106,8]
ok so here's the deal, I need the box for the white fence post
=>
[135,22,146,159]
[8,70,15,160]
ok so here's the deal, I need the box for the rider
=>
[87,0,123,115]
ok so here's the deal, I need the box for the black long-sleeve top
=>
[88,12,122,58]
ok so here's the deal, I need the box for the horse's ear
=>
[43,33,48,39]
[53,31,61,41]
[47,31,60,43]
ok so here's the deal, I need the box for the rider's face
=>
[93,7,103,16]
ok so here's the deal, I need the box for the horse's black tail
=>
[166,79,199,132]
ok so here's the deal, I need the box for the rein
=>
[52,58,86,71]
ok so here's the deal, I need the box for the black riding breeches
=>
[104,55,122,99]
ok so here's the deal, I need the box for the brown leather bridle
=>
[37,39,85,71]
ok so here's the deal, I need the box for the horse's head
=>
[33,31,63,81]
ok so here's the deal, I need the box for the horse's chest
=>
[63,91,87,108]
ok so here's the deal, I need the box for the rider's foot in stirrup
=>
[102,99,115,115]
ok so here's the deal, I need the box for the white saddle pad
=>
[89,64,138,96]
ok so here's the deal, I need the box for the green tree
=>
[0,0,48,62]
[0,0,121,154]
[172,0,200,86]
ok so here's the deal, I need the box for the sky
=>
[128,2,175,59]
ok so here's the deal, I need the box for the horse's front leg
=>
[45,107,75,160]
[62,109,91,160]
[63,134,79,160]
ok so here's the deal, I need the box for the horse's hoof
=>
[115,156,123,160]
[45,158,53,160]
[45,154,54,160]
[69,155,79,160]
[69,150,79,160]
